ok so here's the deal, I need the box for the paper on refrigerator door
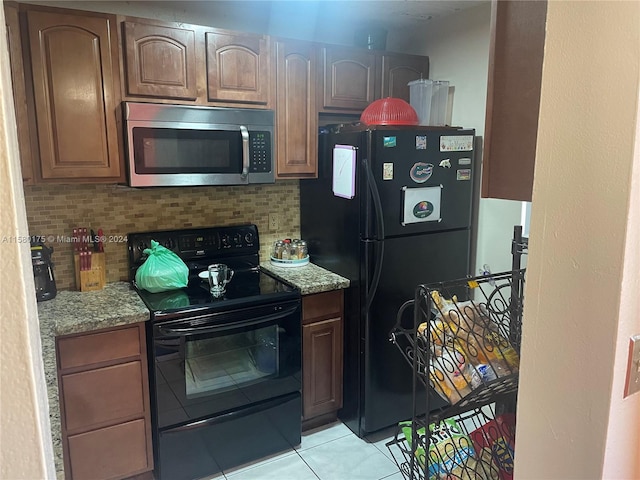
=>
[402,185,442,225]
[332,145,356,199]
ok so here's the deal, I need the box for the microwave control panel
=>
[249,131,272,173]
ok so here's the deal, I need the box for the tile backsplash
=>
[24,182,300,290]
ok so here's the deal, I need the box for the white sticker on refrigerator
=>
[458,157,472,165]
[401,185,442,225]
[383,163,394,180]
[415,136,427,150]
[440,135,474,152]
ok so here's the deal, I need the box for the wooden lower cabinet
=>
[302,290,344,429]
[67,419,149,480]
[56,323,153,480]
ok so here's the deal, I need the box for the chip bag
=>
[401,418,477,479]
[470,413,516,480]
[135,240,189,293]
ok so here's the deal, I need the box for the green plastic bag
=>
[135,240,189,293]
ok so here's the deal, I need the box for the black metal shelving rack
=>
[387,226,528,480]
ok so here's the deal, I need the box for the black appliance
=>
[300,124,476,437]
[31,241,57,302]
[128,225,301,480]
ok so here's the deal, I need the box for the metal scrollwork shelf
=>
[387,226,527,480]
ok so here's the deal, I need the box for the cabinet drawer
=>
[62,361,145,432]
[67,418,151,480]
[302,290,343,325]
[58,325,142,370]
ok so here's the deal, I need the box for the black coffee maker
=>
[31,241,57,302]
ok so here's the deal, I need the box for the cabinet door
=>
[379,53,430,103]
[482,0,547,201]
[206,30,271,106]
[26,10,122,180]
[302,317,343,420]
[61,361,145,432]
[275,40,317,178]
[5,4,35,184]
[57,323,153,480]
[123,21,197,100]
[320,46,376,111]
[67,419,151,480]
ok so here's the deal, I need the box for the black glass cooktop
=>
[136,269,298,319]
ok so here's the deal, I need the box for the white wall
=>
[400,3,523,276]
[0,6,56,479]
[515,1,640,477]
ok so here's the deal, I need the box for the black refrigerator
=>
[300,124,477,437]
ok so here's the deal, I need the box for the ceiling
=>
[219,1,487,28]
[31,0,487,49]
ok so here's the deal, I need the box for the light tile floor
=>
[208,421,403,480]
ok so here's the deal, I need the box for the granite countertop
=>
[260,261,350,295]
[37,282,150,479]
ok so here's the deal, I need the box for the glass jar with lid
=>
[297,240,308,259]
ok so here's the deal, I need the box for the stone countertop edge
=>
[260,261,350,295]
[36,281,150,479]
[37,281,150,336]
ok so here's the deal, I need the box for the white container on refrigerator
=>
[408,79,433,126]
[430,80,450,126]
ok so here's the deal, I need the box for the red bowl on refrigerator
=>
[360,97,419,126]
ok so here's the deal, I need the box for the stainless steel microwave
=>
[124,102,275,187]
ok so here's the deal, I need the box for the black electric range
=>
[128,224,299,318]
[127,225,302,480]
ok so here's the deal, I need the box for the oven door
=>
[151,299,301,430]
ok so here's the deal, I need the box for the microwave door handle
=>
[240,125,249,179]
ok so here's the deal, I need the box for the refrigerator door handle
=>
[366,239,384,310]
[362,157,385,241]
[362,156,386,309]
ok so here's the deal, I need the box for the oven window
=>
[185,325,279,398]
[132,127,241,174]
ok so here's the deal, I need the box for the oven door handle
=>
[156,303,298,336]
[240,125,249,179]
[162,392,299,434]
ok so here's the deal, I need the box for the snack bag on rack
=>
[429,341,481,404]
[429,290,520,381]
[462,330,520,380]
[401,418,478,479]
[469,413,516,480]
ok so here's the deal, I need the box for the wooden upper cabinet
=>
[4,3,35,184]
[319,46,376,111]
[379,53,430,103]
[26,9,122,181]
[275,40,318,178]
[482,0,547,202]
[206,30,272,106]
[122,21,198,100]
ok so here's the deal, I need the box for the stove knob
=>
[244,232,255,244]
[137,242,147,252]
[233,233,243,246]
[221,234,230,248]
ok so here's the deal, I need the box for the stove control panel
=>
[127,225,260,277]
